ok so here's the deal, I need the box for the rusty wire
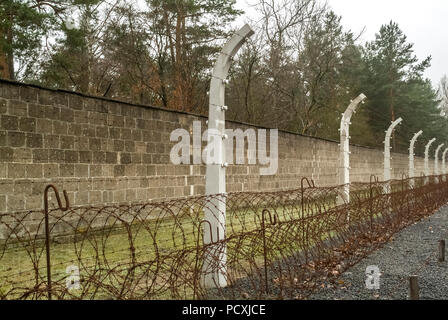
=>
[1,174,448,300]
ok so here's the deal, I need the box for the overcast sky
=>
[234,0,448,88]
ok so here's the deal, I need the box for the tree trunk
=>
[0,16,14,80]
[79,45,90,93]
[173,11,185,111]
[0,52,10,79]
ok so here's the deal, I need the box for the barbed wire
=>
[0,175,447,300]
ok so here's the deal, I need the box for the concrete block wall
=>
[0,79,437,213]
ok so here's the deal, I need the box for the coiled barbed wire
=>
[0,175,447,300]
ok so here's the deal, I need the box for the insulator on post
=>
[220,105,228,112]
[222,134,228,140]
[222,79,230,85]
[221,163,229,168]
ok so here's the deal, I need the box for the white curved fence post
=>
[203,24,254,289]
[435,144,444,183]
[443,148,448,181]
[338,94,366,204]
[383,118,403,193]
[409,130,423,188]
[424,138,436,185]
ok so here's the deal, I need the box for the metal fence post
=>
[369,175,379,229]
[409,131,423,188]
[44,185,69,300]
[261,209,277,295]
[424,138,436,185]
[442,148,448,182]
[203,24,254,289]
[383,118,403,193]
[409,276,419,300]
[338,94,366,204]
[439,240,446,262]
[435,144,444,183]
[443,148,448,173]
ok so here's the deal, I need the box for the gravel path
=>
[310,205,448,300]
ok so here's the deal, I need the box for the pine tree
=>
[38,0,105,94]
[0,0,67,80]
[362,21,432,150]
[145,0,242,111]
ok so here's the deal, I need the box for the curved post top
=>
[208,24,254,129]
[409,130,423,154]
[204,25,255,287]
[424,138,437,156]
[210,24,254,82]
[410,130,423,145]
[342,94,367,123]
[436,143,445,156]
[385,117,403,139]
[443,148,448,157]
